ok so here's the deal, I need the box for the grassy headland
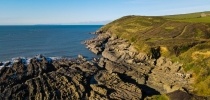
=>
[99,11,210,96]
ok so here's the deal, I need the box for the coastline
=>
[0,30,209,99]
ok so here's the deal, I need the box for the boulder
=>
[167,90,208,100]
[102,49,119,62]
[147,59,192,94]
[98,57,105,68]
[90,85,107,95]
[135,53,148,61]
[126,59,135,64]
[105,60,126,73]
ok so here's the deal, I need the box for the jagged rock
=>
[109,34,118,41]
[4,61,11,67]
[0,56,98,100]
[78,54,85,60]
[84,32,110,55]
[126,59,135,64]
[77,62,98,74]
[147,60,192,93]
[98,57,105,68]
[90,85,107,95]
[117,43,130,49]
[135,52,148,61]
[92,70,142,100]
[0,62,3,66]
[89,90,108,100]
[102,49,119,62]
[90,47,102,54]
[104,60,127,73]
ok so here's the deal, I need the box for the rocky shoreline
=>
[84,32,208,100]
[0,31,209,99]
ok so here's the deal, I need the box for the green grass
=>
[99,12,210,96]
[163,11,210,23]
[177,41,210,96]
[163,11,210,19]
[165,26,175,30]
[177,17,210,23]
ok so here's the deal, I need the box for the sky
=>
[0,0,209,25]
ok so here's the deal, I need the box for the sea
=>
[0,25,102,62]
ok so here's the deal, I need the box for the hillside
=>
[99,12,210,96]
[164,11,210,19]
[164,11,210,23]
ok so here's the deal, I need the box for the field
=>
[164,11,210,23]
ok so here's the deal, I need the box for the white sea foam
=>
[49,57,62,61]
[0,61,12,69]
[0,55,75,70]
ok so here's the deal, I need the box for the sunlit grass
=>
[176,17,210,23]
[99,14,210,96]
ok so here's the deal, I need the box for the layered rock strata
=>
[85,32,208,99]
[0,31,208,100]
[0,55,144,99]
[0,56,98,99]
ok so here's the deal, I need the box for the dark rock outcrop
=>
[0,55,145,99]
[0,56,98,99]
[167,90,208,100]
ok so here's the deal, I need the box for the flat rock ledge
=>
[0,32,209,100]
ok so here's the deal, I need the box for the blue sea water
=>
[0,25,102,61]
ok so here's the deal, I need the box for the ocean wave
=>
[0,54,74,69]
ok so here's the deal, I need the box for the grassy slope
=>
[99,12,210,96]
[163,11,210,19]
[164,11,210,23]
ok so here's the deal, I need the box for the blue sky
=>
[0,0,209,25]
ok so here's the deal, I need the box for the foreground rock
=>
[0,56,98,99]
[0,55,145,99]
[147,57,193,93]
[89,70,142,100]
